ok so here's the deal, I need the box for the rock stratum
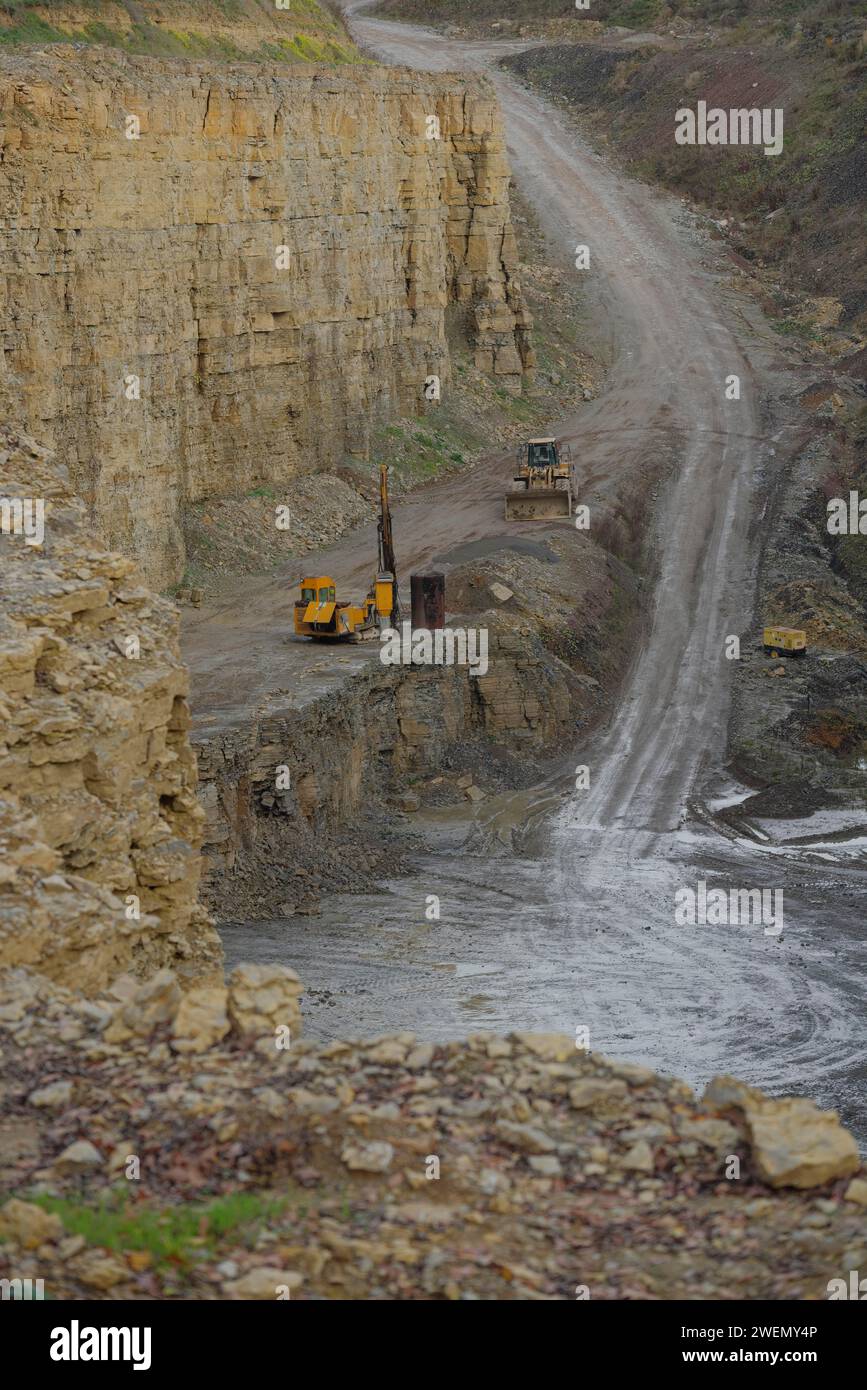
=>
[0,46,532,587]
[0,425,222,993]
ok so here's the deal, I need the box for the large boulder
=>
[703,1075,860,1188]
[227,962,303,1049]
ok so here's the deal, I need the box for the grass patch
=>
[28,1189,294,1271]
[0,0,360,62]
[0,15,66,44]
[775,317,820,341]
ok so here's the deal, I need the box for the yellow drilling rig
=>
[293,464,400,640]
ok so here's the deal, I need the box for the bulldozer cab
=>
[526,439,559,470]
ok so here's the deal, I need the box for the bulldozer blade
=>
[504,489,572,521]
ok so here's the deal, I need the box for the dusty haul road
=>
[218,5,866,1139]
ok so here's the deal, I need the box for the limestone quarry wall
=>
[0,425,223,993]
[0,47,532,588]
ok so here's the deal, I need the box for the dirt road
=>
[218,5,865,1139]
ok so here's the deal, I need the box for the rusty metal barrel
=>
[410,572,445,630]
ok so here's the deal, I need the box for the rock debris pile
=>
[0,965,863,1301]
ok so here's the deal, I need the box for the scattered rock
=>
[171,986,230,1054]
[705,1076,860,1188]
[604,1060,656,1085]
[103,969,182,1043]
[53,1140,102,1174]
[620,1140,655,1174]
[227,962,303,1045]
[366,1039,409,1066]
[1,964,863,1302]
[0,1198,63,1249]
[223,1267,303,1299]
[288,1088,339,1117]
[513,1033,574,1063]
[72,1251,129,1292]
[341,1140,394,1173]
[569,1078,628,1111]
[678,1116,741,1155]
[528,1155,562,1177]
[496,1121,555,1154]
[28,1080,73,1108]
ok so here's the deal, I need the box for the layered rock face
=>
[0,426,223,993]
[0,47,532,587]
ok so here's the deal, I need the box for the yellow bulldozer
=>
[294,464,400,641]
[505,437,574,521]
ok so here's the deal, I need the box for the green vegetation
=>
[0,5,68,46]
[374,0,867,43]
[505,30,867,333]
[370,409,486,490]
[0,0,361,62]
[26,1189,294,1274]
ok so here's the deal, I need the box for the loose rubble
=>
[1,966,863,1301]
